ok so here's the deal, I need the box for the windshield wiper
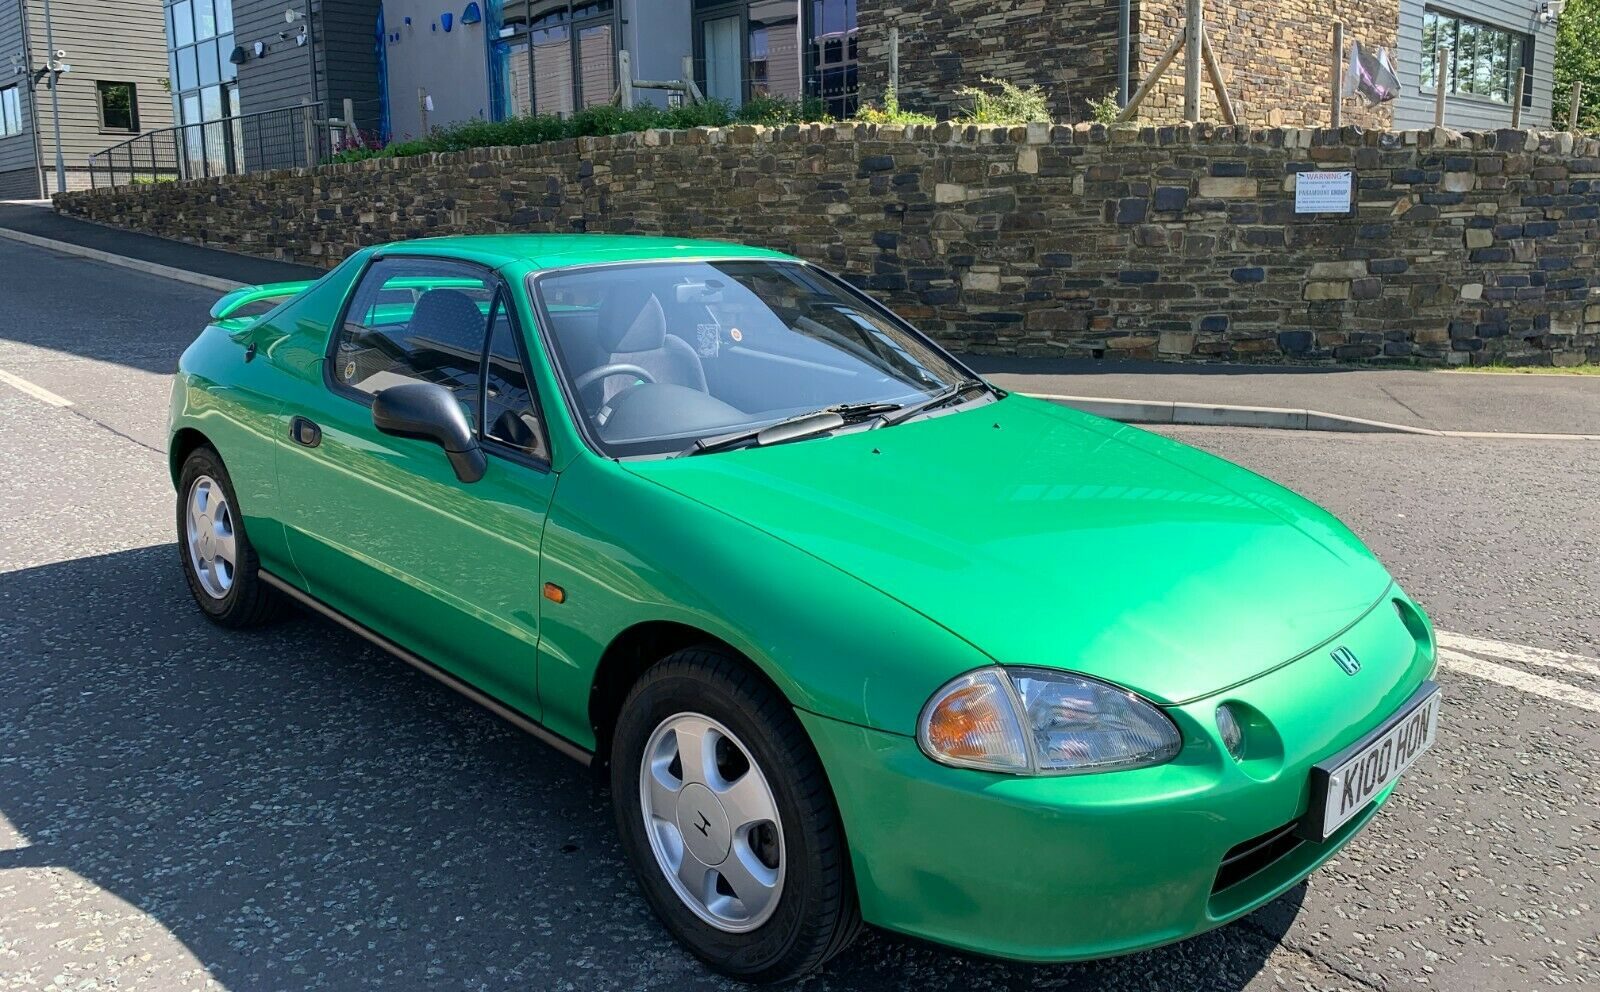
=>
[877,378,992,427]
[679,410,848,457]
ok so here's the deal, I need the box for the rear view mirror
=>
[371,381,486,483]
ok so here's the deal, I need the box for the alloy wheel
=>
[639,712,786,932]
[185,475,237,600]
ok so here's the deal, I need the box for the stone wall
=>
[57,122,1600,365]
[1138,0,1396,129]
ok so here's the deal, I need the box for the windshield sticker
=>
[729,327,743,343]
[695,322,721,358]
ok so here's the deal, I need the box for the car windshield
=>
[531,260,979,458]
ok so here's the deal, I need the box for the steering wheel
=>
[574,363,657,396]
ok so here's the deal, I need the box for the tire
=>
[611,648,861,983]
[176,446,283,628]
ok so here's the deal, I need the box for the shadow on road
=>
[0,546,1304,990]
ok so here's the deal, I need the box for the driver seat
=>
[593,287,707,404]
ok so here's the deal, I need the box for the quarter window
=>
[334,259,496,429]
[1421,9,1532,106]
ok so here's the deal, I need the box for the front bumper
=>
[801,589,1436,962]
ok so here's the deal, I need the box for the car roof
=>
[373,234,796,272]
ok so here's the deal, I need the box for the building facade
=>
[113,0,1570,184]
[861,1,1560,131]
[1,0,174,198]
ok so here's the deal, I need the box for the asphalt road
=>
[1,239,1596,992]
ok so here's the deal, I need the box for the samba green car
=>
[170,235,1440,982]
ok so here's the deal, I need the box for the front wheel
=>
[176,446,283,627]
[610,648,861,983]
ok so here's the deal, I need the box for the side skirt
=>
[260,569,593,767]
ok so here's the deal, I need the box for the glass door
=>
[701,14,743,106]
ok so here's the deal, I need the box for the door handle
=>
[290,416,322,447]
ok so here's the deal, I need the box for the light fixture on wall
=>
[252,39,267,58]
[229,44,248,65]
[441,12,453,32]
[461,3,481,25]
[1538,0,1567,23]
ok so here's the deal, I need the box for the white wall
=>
[381,0,492,140]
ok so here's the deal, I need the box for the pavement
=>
[968,356,1600,437]
[5,199,1597,437]
[1,235,1598,991]
[0,201,321,289]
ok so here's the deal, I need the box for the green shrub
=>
[735,94,832,124]
[855,86,936,126]
[1087,91,1121,125]
[961,77,1050,124]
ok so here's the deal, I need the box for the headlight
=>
[918,666,1182,775]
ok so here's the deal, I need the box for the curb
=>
[0,227,244,293]
[1029,393,1600,440]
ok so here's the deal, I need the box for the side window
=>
[482,296,549,462]
[333,258,494,425]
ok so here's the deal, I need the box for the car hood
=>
[623,396,1393,704]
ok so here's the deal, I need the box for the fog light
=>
[1216,704,1245,761]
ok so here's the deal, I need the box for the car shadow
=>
[0,546,1303,991]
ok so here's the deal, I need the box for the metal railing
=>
[88,103,348,189]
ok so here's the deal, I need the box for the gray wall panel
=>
[1394,0,1558,129]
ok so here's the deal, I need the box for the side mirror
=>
[371,381,486,483]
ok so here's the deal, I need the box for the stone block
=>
[1460,283,1484,300]
[934,183,967,203]
[1197,176,1258,198]
[962,270,1000,292]
[1115,197,1148,224]
[1350,277,1384,300]
[1159,332,1197,354]
[1465,228,1493,249]
[1304,281,1351,301]
[1308,260,1367,279]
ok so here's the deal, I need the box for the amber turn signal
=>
[542,582,566,604]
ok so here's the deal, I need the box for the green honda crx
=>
[171,234,1440,982]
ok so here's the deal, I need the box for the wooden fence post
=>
[888,26,899,100]
[1331,22,1344,129]
[1569,81,1584,131]
[1433,48,1449,127]
[1183,0,1202,121]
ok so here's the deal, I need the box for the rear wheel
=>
[611,648,861,982]
[177,447,282,627]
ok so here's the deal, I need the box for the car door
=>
[277,255,555,720]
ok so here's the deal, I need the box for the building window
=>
[164,0,237,177]
[1421,9,1532,106]
[807,0,856,117]
[692,1,851,112]
[0,86,22,138]
[96,82,140,132]
[498,1,614,117]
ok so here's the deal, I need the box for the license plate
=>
[1304,683,1440,841]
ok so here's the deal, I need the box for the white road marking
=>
[1437,648,1600,714]
[1437,631,1598,676]
[0,368,73,408]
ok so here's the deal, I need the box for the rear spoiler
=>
[209,280,317,322]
